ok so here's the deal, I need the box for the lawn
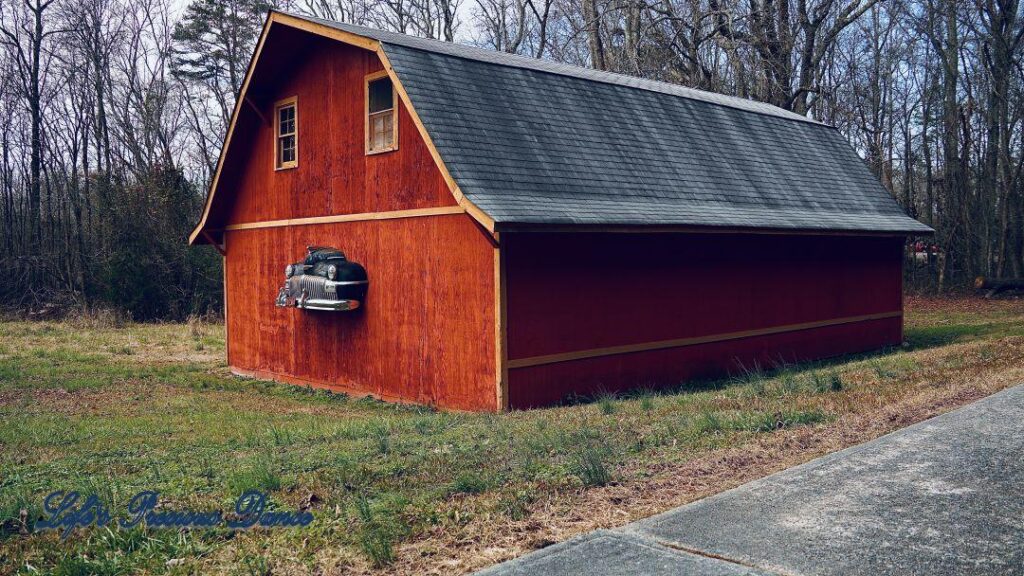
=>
[1,296,1023,575]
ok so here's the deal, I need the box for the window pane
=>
[368,78,393,114]
[279,135,295,165]
[285,136,295,161]
[368,115,380,151]
[275,102,297,166]
[279,104,295,136]
[368,111,394,152]
[383,114,394,147]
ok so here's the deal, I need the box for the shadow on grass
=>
[554,311,1024,410]
[557,346,917,410]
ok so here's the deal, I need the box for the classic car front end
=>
[276,246,368,311]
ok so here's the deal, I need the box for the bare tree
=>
[0,0,62,250]
[1,0,1023,314]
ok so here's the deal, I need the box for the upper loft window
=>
[275,97,298,170]
[366,72,397,154]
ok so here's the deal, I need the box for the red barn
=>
[190,11,932,411]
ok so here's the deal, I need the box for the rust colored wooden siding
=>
[217,30,496,411]
[220,31,454,227]
[225,216,496,411]
[503,233,903,408]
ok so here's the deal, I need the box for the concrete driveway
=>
[477,384,1024,575]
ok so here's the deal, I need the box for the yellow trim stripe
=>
[506,311,903,369]
[220,206,465,232]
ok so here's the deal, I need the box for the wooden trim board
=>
[506,311,903,369]
[188,13,277,244]
[364,70,399,155]
[273,95,298,170]
[494,238,508,411]
[374,46,497,232]
[222,233,229,363]
[219,206,465,232]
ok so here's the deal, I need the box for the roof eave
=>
[492,221,935,236]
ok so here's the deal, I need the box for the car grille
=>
[298,275,334,300]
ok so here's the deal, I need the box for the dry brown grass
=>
[2,296,1023,575]
[370,330,1024,575]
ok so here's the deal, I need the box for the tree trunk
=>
[583,0,606,70]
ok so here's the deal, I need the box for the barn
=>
[189,11,932,411]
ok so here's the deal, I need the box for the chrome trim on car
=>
[298,298,360,311]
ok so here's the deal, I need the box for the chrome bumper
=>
[295,297,360,311]
[278,289,362,311]
[275,281,363,312]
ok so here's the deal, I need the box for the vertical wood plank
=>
[503,232,905,407]
[218,33,496,410]
[225,215,497,411]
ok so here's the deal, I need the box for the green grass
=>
[227,457,284,494]
[572,444,613,487]
[1,297,1023,574]
[354,495,399,568]
[597,393,617,415]
[450,472,489,495]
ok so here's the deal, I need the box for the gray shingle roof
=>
[297,13,932,234]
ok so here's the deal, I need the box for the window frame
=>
[274,96,298,171]
[364,71,399,155]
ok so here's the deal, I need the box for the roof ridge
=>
[278,10,823,126]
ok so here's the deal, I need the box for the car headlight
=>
[327,265,337,280]
[285,264,295,278]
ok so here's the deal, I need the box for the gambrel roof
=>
[190,11,931,244]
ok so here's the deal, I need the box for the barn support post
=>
[221,232,229,365]
[494,235,508,411]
